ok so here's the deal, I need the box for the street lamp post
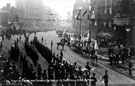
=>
[126,27,131,46]
[79,7,82,44]
[88,4,93,44]
[87,15,91,44]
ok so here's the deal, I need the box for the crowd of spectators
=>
[0,33,110,86]
[108,44,134,75]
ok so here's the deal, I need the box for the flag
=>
[76,10,81,20]
[83,10,88,17]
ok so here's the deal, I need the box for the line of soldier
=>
[25,40,39,66]
[108,45,133,66]
[108,45,133,75]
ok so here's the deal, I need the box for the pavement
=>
[97,49,135,80]
[0,31,135,86]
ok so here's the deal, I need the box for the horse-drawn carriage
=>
[57,38,65,50]
[56,30,63,37]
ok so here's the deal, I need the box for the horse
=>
[57,42,65,50]
[81,46,91,57]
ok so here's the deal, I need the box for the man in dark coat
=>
[90,73,97,86]
[129,61,132,75]
[60,50,63,62]
[48,65,54,80]
[102,70,109,86]
[41,37,43,43]
[19,52,23,68]
[42,70,47,79]
[51,40,53,51]
[85,62,91,70]
[109,53,113,66]
[37,64,42,79]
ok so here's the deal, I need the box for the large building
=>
[16,0,58,31]
[73,0,135,53]
[72,0,98,39]
[72,0,89,35]
[94,0,135,47]
[0,3,17,27]
[0,10,10,28]
[15,0,43,30]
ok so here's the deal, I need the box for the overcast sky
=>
[43,0,75,19]
[0,0,15,8]
[0,0,75,19]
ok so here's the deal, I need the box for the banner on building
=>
[113,17,130,26]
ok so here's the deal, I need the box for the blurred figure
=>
[51,40,53,51]
[129,61,132,75]
[0,41,3,49]
[48,65,54,80]
[55,53,59,62]
[85,71,91,85]
[42,70,47,80]
[41,37,43,43]
[2,35,4,41]
[29,64,36,79]
[19,35,21,41]
[19,52,23,68]
[74,62,77,69]
[94,54,98,66]
[37,64,42,79]
[85,62,91,71]
[90,73,97,86]
[102,70,109,86]
[77,66,83,79]
[60,50,63,62]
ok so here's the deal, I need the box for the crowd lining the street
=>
[1,32,134,86]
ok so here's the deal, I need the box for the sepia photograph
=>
[0,0,135,86]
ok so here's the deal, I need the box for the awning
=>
[113,12,131,26]
[113,17,130,26]
[97,32,112,38]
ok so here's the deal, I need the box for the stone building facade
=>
[94,0,135,48]
[15,0,43,30]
